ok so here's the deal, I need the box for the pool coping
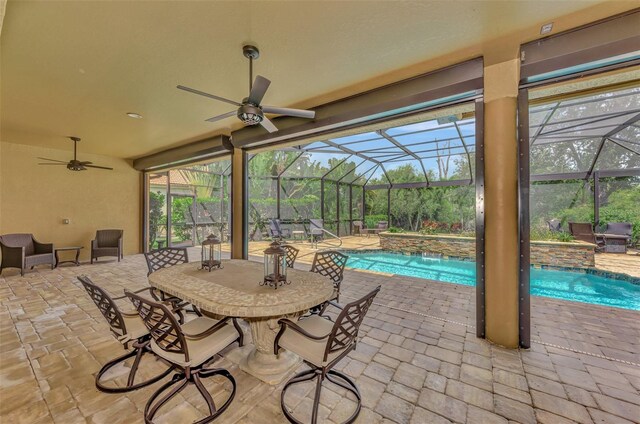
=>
[341,248,640,285]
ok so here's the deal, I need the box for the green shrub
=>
[365,215,388,228]
[149,191,166,248]
[387,227,406,233]
[530,227,575,242]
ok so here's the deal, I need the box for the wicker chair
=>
[310,251,348,303]
[604,222,633,246]
[282,244,300,268]
[125,290,243,423]
[78,276,174,393]
[91,229,123,263]
[0,233,54,276]
[274,286,380,424]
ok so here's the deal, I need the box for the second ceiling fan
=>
[178,45,315,133]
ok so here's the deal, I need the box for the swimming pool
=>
[346,251,640,310]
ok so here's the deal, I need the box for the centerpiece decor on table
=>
[261,240,289,289]
[200,234,222,271]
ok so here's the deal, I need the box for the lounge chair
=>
[268,219,291,239]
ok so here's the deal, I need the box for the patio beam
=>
[231,58,483,149]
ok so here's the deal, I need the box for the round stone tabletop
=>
[148,260,335,318]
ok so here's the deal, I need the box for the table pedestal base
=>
[240,348,301,385]
[233,315,303,385]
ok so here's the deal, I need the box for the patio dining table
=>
[147,260,334,384]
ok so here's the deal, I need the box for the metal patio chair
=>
[78,276,174,393]
[352,221,364,237]
[144,247,189,276]
[126,290,243,424]
[282,244,300,268]
[91,229,123,263]
[144,247,200,321]
[310,250,348,303]
[274,286,381,424]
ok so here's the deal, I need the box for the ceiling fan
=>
[38,137,113,171]
[177,45,315,133]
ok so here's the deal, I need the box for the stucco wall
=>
[0,142,141,261]
[379,232,596,268]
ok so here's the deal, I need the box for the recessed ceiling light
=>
[540,22,553,35]
[126,112,143,119]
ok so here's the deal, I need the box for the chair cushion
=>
[24,253,53,266]
[118,312,149,343]
[150,317,239,367]
[278,315,348,367]
[93,247,119,256]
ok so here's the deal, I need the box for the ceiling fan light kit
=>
[177,45,315,133]
[37,137,113,171]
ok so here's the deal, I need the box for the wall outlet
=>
[62,219,70,225]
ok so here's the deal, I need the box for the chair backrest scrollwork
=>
[282,244,299,268]
[125,291,189,362]
[78,276,127,339]
[324,286,380,361]
[311,250,348,285]
[144,247,189,276]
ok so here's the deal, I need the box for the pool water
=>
[346,252,640,310]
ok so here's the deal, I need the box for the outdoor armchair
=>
[0,233,54,276]
[91,229,123,263]
[604,222,633,245]
[274,286,380,424]
[125,290,243,423]
[569,222,604,249]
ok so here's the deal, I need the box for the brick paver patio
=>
[1,250,638,423]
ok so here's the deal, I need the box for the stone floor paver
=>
[0,247,638,423]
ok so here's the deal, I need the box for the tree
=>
[149,191,165,248]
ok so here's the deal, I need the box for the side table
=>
[55,246,83,267]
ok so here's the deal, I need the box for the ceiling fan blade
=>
[205,110,237,123]
[84,164,113,170]
[177,85,241,107]
[79,161,93,165]
[38,163,67,165]
[37,157,67,163]
[260,116,278,133]
[262,106,315,119]
[248,75,271,105]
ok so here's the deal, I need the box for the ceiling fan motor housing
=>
[237,103,264,125]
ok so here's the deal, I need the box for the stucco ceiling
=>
[0,0,635,159]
